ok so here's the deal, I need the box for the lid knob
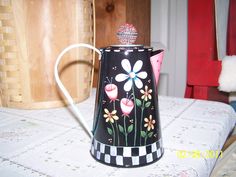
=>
[117,23,137,45]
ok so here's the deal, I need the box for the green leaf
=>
[135,98,142,107]
[141,131,147,138]
[127,124,134,133]
[145,102,151,108]
[148,132,154,138]
[107,127,113,135]
[118,125,124,134]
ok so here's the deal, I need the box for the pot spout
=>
[150,50,164,86]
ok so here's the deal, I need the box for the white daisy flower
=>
[115,59,147,91]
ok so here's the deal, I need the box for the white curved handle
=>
[54,43,101,138]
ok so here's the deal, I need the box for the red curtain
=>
[227,0,236,55]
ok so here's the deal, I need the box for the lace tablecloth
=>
[0,90,235,177]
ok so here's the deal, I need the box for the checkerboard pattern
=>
[90,138,163,167]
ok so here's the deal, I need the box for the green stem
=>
[132,82,137,146]
[124,115,128,146]
[113,101,115,110]
[110,122,115,146]
[144,129,148,145]
[115,122,119,146]
[140,100,145,145]
[113,101,119,146]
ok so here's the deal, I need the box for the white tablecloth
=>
[0,90,235,177]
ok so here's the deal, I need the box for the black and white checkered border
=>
[90,138,163,167]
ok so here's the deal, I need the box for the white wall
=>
[151,0,187,97]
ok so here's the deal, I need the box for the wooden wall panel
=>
[95,0,126,47]
[126,0,150,45]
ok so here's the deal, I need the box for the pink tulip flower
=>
[105,84,118,101]
[120,98,134,116]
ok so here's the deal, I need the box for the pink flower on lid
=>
[120,98,134,116]
[105,84,118,101]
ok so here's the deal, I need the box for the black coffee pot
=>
[54,25,164,167]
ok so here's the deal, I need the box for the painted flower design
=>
[140,85,152,101]
[115,59,147,91]
[105,84,118,101]
[144,115,155,131]
[104,109,119,123]
[120,98,134,116]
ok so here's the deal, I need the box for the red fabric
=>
[227,0,236,55]
[185,0,228,103]
[187,0,220,86]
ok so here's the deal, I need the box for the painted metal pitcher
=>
[54,25,164,167]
